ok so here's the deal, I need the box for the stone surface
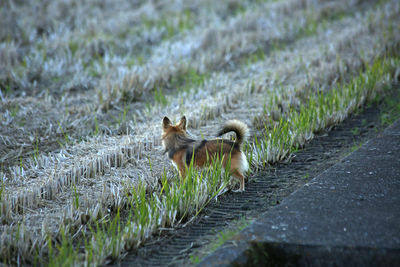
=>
[199,119,400,267]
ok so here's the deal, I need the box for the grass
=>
[72,183,79,210]
[245,47,267,65]
[379,93,400,126]
[56,121,70,148]
[209,217,250,252]
[93,115,99,136]
[144,67,210,112]
[36,56,399,266]
[246,56,398,171]
[117,105,129,125]
[351,127,360,135]
[44,154,232,265]
[238,2,369,68]
[142,9,195,40]
[144,0,391,114]
[171,67,210,94]
[9,105,19,117]
[1,1,399,265]
[46,227,79,267]
[350,142,363,153]
[190,255,200,265]
[108,0,360,110]
[153,87,168,106]
[126,55,144,68]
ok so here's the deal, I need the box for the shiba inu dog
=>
[161,116,249,191]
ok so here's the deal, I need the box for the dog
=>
[161,116,249,191]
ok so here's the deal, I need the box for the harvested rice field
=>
[0,0,399,265]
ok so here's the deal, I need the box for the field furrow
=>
[0,0,399,265]
[0,0,369,170]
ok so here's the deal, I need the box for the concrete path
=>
[199,119,400,267]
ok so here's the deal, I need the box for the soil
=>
[114,85,400,266]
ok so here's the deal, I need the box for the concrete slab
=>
[199,119,400,267]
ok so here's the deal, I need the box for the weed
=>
[126,58,136,68]
[252,56,398,169]
[0,182,4,201]
[19,156,24,174]
[10,105,19,117]
[32,134,40,161]
[300,10,319,37]
[190,255,200,264]
[51,76,60,82]
[380,93,400,126]
[351,127,360,135]
[350,142,363,153]
[142,9,194,40]
[178,9,195,34]
[73,183,79,210]
[172,67,209,94]
[48,153,233,264]
[189,216,251,263]
[17,117,26,127]
[247,48,266,65]
[68,41,79,56]
[94,114,99,136]
[209,217,249,252]
[380,113,392,126]
[147,156,153,172]
[57,121,70,148]
[123,105,128,122]
[48,227,79,266]
[153,87,168,106]
[361,119,368,125]
[3,82,12,95]
[47,233,53,264]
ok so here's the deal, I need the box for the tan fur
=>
[172,149,186,177]
[162,116,249,191]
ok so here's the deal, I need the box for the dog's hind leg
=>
[178,166,186,179]
[232,170,245,192]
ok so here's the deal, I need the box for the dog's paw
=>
[232,188,244,193]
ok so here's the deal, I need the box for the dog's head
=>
[161,116,187,148]
[162,115,187,133]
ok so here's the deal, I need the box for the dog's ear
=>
[177,115,187,130]
[163,116,172,130]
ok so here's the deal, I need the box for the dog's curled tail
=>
[217,120,249,147]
